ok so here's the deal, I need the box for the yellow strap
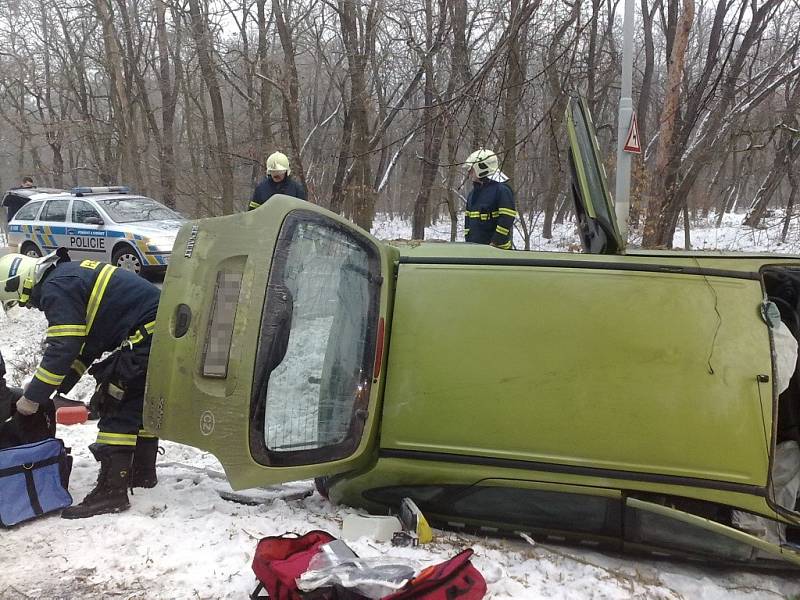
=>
[96,432,137,446]
[85,264,117,334]
[47,324,87,338]
[34,366,66,386]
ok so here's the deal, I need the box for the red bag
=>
[251,532,486,600]
[251,530,337,600]
[384,549,486,600]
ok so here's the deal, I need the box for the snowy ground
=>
[3,213,800,599]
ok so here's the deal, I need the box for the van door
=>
[623,496,800,567]
[144,196,392,489]
[565,96,625,254]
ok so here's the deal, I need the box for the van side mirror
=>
[84,216,104,225]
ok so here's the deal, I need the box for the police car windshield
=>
[96,197,180,223]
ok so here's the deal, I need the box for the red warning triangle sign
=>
[623,113,642,153]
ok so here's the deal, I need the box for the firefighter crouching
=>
[0,250,161,519]
[463,148,517,249]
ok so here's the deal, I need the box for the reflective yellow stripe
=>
[249,201,260,209]
[496,225,509,235]
[464,228,470,235]
[498,208,517,217]
[46,324,87,338]
[129,321,156,345]
[137,430,157,439]
[85,265,117,334]
[34,366,66,386]
[72,359,87,375]
[96,432,137,446]
[498,241,512,249]
[491,211,500,217]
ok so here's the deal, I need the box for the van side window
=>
[366,485,621,539]
[249,211,381,467]
[624,503,758,563]
[13,202,41,221]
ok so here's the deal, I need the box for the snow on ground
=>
[3,213,800,599]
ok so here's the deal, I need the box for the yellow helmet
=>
[0,250,65,310]
[266,151,291,175]
[464,148,499,179]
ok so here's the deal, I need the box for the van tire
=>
[20,242,42,258]
[112,243,143,274]
[314,476,331,499]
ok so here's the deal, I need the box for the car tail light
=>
[202,271,242,377]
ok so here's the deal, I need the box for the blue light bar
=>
[72,185,130,196]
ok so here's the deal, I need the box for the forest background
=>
[0,0,798,249]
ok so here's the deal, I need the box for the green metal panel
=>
[380,262,772,485]
[144,196,394,489]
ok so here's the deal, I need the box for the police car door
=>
[67,199,107,262]
[37,198,70,255]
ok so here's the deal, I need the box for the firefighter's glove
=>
[16,396,39,416]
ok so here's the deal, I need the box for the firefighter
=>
[249,151,307,210]
[463,149,517,249]
[0,250,161,518]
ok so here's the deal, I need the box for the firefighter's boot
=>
[61,447,132,519]
[131,436,159,488]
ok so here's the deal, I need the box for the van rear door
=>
[565,96,625,254]
[144,196,391,490]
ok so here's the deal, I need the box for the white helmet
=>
[464,149,499,179]
[0,250,66,310]
[266,151,291,175]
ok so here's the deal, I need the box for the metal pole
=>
[614,0,635,246]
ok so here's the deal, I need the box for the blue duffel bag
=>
[0,437,73,526]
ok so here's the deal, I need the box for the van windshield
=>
[250,212,381,467]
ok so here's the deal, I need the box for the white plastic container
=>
[341,514,403,543]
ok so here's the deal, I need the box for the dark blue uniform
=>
[464,180,516,249]
[26,259,159,449]
[249,175,306,210]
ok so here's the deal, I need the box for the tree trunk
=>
[187,0,235,214]
[642,0,695,247]
[272,0,308,191]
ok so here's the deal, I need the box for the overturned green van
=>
[144,98,800,569]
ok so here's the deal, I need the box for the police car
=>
[6,186,186,274]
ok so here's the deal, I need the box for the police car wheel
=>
[112,245,143,274]
[21,242,42,258]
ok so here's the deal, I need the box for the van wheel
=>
[314,476,331,499]
[112,244,143,274]
[21,242,42,258]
